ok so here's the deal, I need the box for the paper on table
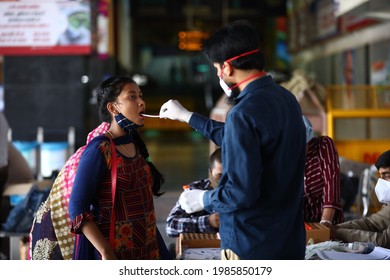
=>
[182,248,221,260]
[316,246,390,260]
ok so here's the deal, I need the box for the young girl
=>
[68,76,167,260]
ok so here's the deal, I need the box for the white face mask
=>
[219,78,232,97]
[375,178,390,204]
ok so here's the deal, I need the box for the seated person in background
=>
[330,150,390,248]
[166,148,222,238]
[303,116,344,226]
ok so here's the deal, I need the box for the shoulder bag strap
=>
[109,139,117,250]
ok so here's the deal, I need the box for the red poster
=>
[0,0,91,55]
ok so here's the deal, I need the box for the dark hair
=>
[375,150,390,170]
[97,75,135,123]
[203,20,264,70]
[209,148,222,170]
[97,75,165,196]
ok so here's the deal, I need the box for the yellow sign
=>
[178,30,209,51]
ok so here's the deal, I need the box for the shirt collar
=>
[235,75,274,101]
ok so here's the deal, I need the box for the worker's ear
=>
[222,62,234,77]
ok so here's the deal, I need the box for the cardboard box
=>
[178,233,220,259]
[305,223,330,244]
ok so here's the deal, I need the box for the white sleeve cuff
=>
[198,190,205,208]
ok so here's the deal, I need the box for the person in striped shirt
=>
[303,116,344,226]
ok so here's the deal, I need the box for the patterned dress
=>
[69,135,159,260]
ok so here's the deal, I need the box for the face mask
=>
[219,78,232,97]
[302,116,313,143]
[115,112,142,135]
[375,178,390,203]
[218,49,265,97]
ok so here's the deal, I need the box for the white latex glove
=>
[159,99,193,123]
[179,189,205,213]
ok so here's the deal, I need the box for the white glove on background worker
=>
[179,189,206,213]
[159,99,193,123]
